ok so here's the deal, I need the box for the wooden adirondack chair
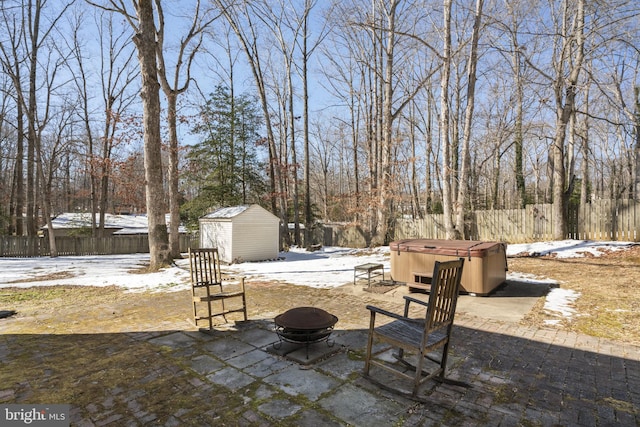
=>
[188,248,247,331]
[363,258,468,400]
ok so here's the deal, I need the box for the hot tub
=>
[389,239,507,296]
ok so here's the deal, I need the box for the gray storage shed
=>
[199,204,280,264]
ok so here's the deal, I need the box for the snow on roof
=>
[202,205,251,219]
[46,213,185,234]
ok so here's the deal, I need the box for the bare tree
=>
[0,9,25,236]
[318,9,365,222]
[611,49,640,200]
[440,0,455,239]
[549,0,585,239]
[132,0,170,267]
[37,103,78,257]
[90,0,171,268]
[66,6,138,237]
[299,0,319,247]
[213,0,287,246]
[254,0,302,245]
[502,1,532,208]
[154,0,217,257]
[454,0,484,238]
[0,0,73,236]
[0,75,18,234]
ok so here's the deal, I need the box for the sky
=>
[0,240,635,323]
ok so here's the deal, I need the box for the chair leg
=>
[439,342,450,378]
[191,293,198,326]
[363,313,376,375]
[205,286,213,330]
[412,349,429,397]
[432,341,471,388]
[218,286,228,324]
[241,279,248,321]
[397,299,412,361]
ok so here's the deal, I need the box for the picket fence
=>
[0,234,199,257]
[395,200,640,243]
[2,200,638,257]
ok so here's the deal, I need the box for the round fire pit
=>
[274,307,338,358]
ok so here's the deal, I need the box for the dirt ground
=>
[0,246,639,425]
[1,245,639,344]
[508,244,640,344]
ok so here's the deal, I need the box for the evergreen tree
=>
[182,86,266,225]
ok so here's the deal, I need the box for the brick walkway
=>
[1,285,639,426]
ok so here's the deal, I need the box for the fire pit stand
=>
[274,307,338,359]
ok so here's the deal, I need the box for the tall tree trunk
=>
[425,89,434,214]
[440,0,456,239]
[165,92,181,257]
[288,65,301,246]
[374,0,398,245]
[155,0,213,258]
[351,75,361,218]
[580,83,590,208]
[455,0,483,238]
[99,104,115,237]
[409,103,423,218]
[26,0,40,236]
[217,2,285,247]
[508,3,526,208]
[133,0,171,269]
[302,6,312,246]
[634,86,640,199]
[551,0,585,240]
[14,101,25,236]
[35,142,57,257]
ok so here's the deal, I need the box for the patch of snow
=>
[0,254,190,293]
[0,240,633,324]
[227,246,389,289]
[46,213,185,234]
[505,271,558,286]
[506,240,633,258]
[543,288,581,319]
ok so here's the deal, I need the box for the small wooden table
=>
[354,263,385,288]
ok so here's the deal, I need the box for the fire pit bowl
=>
[274,307,338,358]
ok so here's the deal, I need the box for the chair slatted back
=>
[189,248,222,287]
[424,258,464,334]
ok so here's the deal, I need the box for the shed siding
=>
[200,219,233,261]
[232,222,279,263]
[199,205,279,263]
[231,206,278,262]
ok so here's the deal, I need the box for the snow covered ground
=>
[0,240,635,323]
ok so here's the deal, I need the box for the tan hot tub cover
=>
[389,239,508,296]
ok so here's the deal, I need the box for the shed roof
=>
[201,204,278,221]
[202,205,251,219]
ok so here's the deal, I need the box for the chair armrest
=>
[365,305,423,325]
[403,295,429,307]
[366,304,406,320]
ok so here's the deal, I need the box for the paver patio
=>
[1,281,639,426]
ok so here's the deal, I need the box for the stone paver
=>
[1,285,639,426]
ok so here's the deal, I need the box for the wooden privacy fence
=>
[395,200,640,243]
[0,234,199,257]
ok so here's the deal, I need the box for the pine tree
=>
[182,86,266,225]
